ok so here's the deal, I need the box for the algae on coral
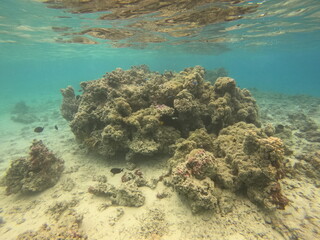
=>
[4,140,64,195]
[61,65,259,161]
[168,122,288,212]
[61,65,288,213]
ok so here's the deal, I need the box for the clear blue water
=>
[0,0,320,104]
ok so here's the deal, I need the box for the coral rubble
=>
[4,140,64,195]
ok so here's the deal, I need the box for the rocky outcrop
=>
[168,122,288,212]
[61,65,260,161]
[4,140,64,195]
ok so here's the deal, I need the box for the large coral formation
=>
[4,140,64,195]
[61,65,288,213]
[169,122,288,212]
[62,65,259,161]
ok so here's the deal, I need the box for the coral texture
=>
[4,140,64,194]
[60,86,80,121]
[169,122,288,212]
[16,209,86,240]
[61,65,289,213]
[61,65,259,161]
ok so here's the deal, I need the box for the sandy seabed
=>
[0,91,319,240]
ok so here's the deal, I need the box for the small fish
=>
[110,168,123,175]
[54,125,58,130]
[34,127,44,133]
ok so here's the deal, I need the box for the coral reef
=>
[61,65,259,161]
[58,65,292,213]
[3,140,64,195]
[60,65,290,213]
[168,122,288,212]
[60,86,80,121]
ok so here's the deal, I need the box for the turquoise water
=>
[1,1,320,239]
[1,0,319,104]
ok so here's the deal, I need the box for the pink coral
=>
[186,149,215,179]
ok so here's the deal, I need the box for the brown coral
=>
[4,140,64,195]
[61,65,259,161]
[169,122,288,212]
[60,86,80,121]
